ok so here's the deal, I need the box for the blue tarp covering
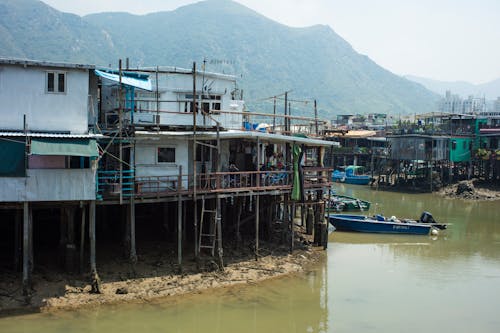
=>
[95,69,152,91]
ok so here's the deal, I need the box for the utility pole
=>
[118,59,123,205]
[284,92,288,135]
[273,96,276,132]
[192,62,199,260]
[314,99,318,136]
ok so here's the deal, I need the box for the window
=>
[196,143,212,161]
[179,94,221,113]
[212,102,221,114]
[202,102,210,113]
[46,71,66,93]
[158,147,175,163]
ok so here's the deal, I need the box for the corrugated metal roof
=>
[135,130,337,147]
[327,130,376,138]
[0,132,104,138]
[0,57,94,70]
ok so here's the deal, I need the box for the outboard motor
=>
[420,211,435,223]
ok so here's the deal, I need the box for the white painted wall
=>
[135,136,190,189]
[0,169,96,202]
[0,64,90,133]
[103,71,245,129]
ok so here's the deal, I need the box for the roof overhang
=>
[0,132,104,139]
[135,130,338,147]
[0,57,94,70]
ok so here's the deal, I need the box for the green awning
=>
[31,138,98,157]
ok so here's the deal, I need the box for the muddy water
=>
[1,185,500,333]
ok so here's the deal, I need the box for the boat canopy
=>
[345,165,365,176]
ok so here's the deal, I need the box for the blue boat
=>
[328,212,447,235]
[332,166,371,185]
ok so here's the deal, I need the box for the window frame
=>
[46,71,67,94]
[157,146,176,164]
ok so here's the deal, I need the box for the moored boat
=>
[326,194,371,212]
[332,166,371,185]
[328,212,447,235]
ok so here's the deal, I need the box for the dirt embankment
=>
[439,179,500,201]
[0,234,325,314]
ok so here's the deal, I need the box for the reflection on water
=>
[1,185,499,333]
[329,185,500,333]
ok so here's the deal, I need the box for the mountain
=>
[0,0,440,117]
[405,75,500,100]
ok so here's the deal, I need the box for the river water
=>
[1,185,499,333]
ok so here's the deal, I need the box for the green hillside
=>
[0,0,439,117]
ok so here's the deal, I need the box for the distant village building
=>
[495,97,500,112]
[438,90,486,114]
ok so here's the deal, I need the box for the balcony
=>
[97,167,333,201]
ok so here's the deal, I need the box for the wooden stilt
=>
[216,195,224,270]
[255,195,260,260]
[89,201,101,293]
[306,205,314,235]
[14,208,22,272]
[300,203,305,227]
[194,198,199,261]
[162,201,169,240]
[66,207,76,273]
[28,204,33,279]
[236,197,242,249]
[283,195,290,252]
[265,196,273,240]
[177,165,183,271]
[124,205,131,258]
[182,200,187,243]
[177,195,182,270]
[59,208,68,267]
[129,197,137,267]
[290,196,294,253]
[22,202,32,296]
[80,204,86,274]
[23,202,31,296]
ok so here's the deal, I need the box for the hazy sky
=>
[41,0,500,84]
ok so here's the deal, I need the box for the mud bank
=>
[0,239,325,314]
[439,179,500,201]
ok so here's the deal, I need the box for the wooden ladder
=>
[198,196,217,256]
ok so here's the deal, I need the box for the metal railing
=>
[97,169,135,199]
[96,167,332,200]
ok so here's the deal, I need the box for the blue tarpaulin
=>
[95,69,152,91]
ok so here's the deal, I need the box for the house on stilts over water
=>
[0,58,335,295]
